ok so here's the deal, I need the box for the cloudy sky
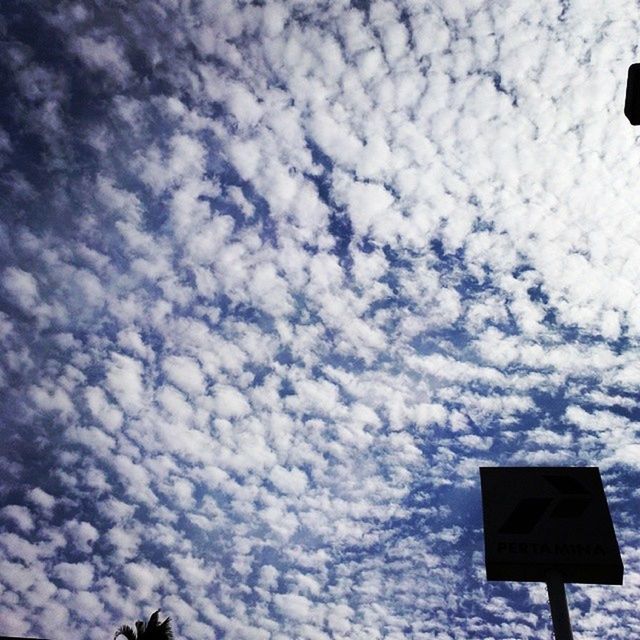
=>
[1,0,640,637]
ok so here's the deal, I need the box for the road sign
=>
[480,466,623,584]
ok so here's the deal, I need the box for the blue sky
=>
[1,0,640,637]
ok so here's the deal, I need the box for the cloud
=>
[269,465,308,495]
[212,384,251,419]
[71,35,132,83]
[2,1,640,638]
[105,353,146,414]
[27,488,56,511]
[85,386,124,432]
[2,267,40,313]
[273,592,313,622]
[162,355,206,397]
[53,562,94,591]
[64,520,99,554]
[123,562,170,599]
[1,505,35,533]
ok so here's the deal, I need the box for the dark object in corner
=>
[480,466,623,584]
[625,63,640,125]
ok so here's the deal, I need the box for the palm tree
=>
[114,609,174,640]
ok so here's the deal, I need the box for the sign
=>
[480,467,623,584]
[625,63,640,125]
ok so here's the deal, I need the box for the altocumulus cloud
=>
[1,0,640,638]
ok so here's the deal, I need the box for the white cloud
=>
[162,355,206,397]
[54,562,94,591]
[273,592,313,622]
[64,520,99,554]
[170,552,213,590]
[269,465,308,495]
[106,527,140,563]
[26,487,56,511]
[248,262,294,317]
[72,35,132,82]
[337,179,396,239]
[605,444,640,470]
[157,384,193,421]
[226,137,263,182]
[109,454,156,506]
[123,561,169,598]
[96,175,142,222]
[28,383,74,415]
[4,1,640,639]
[105,353,146,414]
[2,267,40,313]
[1,505,35,532]
[212,384,251,418]
[1,533,40,564]
[85,386,123,432]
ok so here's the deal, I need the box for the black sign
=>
[480,467,623,584]
[625,63,640,125]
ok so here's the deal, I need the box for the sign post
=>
[480,467,623,637]
[546,569,573,640]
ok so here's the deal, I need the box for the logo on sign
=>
[498,475,591,535]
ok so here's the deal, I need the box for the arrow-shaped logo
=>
[498,475,591,535]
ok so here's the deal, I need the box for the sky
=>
[1,0,640,638]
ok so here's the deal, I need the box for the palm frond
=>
[142,612,174,639]
[146,610,161,630]
[135,619,146,636]
[114,624,137,640]
[116,609,174,640]
[159,616,174,640]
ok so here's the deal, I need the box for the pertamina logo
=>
[496,475,606,557]
[498,475,592,535]
[480,466,623,583]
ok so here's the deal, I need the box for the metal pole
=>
[546,570,574,640]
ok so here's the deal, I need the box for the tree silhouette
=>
[114,610,174,640]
